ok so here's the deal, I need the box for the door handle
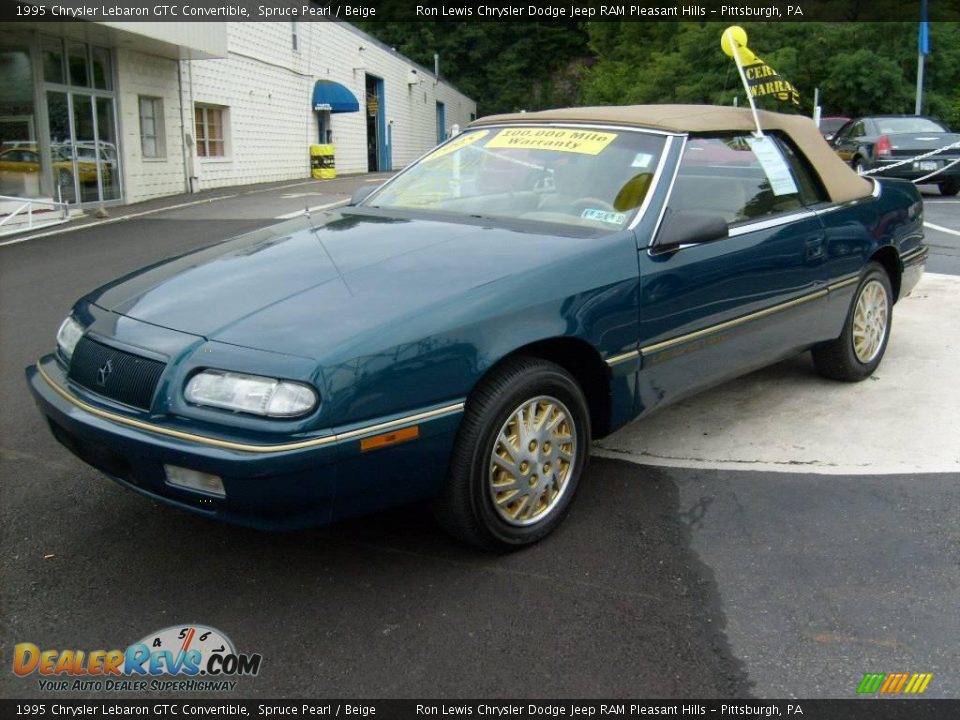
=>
[804,236,825,263]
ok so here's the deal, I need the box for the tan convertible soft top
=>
[470,104,873,205]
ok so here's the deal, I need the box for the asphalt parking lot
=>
[1,177,958,700]
[922,188,960,275]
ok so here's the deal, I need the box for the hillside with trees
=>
[357,21,960,126]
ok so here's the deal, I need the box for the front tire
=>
[812,262,892,382]
[853,158,868,176]
[436,356,590,551]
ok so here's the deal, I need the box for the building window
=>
[194,105,226,157]
[139,97,165,158]
[66,41,89,87]
[41,38,112,89]
[291,21,299,51]
[41,37,65,84]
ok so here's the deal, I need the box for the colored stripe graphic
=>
[857,672,933,694]
[889,673,909,694]
[857,673,885,693]
[909,673,933,694]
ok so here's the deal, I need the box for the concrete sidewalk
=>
[0,172,391,247]
[599,272,960,475]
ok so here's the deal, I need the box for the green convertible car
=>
[28,105,926,550]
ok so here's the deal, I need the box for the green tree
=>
[358,21,960,128]
[354,21,590,115]
[820,49,913,116]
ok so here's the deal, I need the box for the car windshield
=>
[875,117,948,134]
[365,126,667,232]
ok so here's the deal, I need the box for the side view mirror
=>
[349,184,380,206]
[656,211,728,250]
[824,133,835,142]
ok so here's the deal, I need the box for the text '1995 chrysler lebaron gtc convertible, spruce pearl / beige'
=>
[27,105,927,550]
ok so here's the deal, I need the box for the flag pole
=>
[915,0,929,115]
[724,27,764,137]
[915,51,925,115]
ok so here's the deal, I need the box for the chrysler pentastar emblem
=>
[96,359,114,387]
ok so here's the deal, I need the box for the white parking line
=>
[0,195,240,247]
[0,178,334,249]
[924,221,960,237]
[274,200,349,219]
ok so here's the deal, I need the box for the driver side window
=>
[834,122,854,141]
[665,135,804,225]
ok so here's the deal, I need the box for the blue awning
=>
[312,80,359,113]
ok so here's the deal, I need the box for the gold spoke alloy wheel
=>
[852,279,889,364]
[488,395,577,527]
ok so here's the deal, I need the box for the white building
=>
[0,21,476,207]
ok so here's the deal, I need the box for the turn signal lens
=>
[360,426,420,452]
[184,370,318,418]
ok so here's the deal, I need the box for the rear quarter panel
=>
[815,178,924,331]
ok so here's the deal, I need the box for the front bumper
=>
[27,355,462,530]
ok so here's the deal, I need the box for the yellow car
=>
[0,145,99,189]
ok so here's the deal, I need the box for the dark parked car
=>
[830,115,960,196]
[27,105,927,550]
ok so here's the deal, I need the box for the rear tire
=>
[939,180,960,197]
[435,356,590,551]
[812,262,892,382]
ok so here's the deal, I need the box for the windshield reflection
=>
[366,126,666,232]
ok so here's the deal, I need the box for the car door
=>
[832,120,866,163]
[634,133,830,414]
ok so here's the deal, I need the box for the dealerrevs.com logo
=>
[13,624,262,692]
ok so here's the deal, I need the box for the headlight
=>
[56,316,84,361]
[184,369,319,418]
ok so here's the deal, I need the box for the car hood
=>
[87,211,600,362]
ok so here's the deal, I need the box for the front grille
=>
[68,337,166,411]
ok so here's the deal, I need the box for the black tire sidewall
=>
[840,264,893,378]
[465,364,590,548]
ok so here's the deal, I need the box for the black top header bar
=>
[5,0,960,23]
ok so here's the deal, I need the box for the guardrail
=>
[0,195,70,237]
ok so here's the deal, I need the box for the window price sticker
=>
[746,136,798,196]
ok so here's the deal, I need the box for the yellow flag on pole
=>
[722,26,800,106]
